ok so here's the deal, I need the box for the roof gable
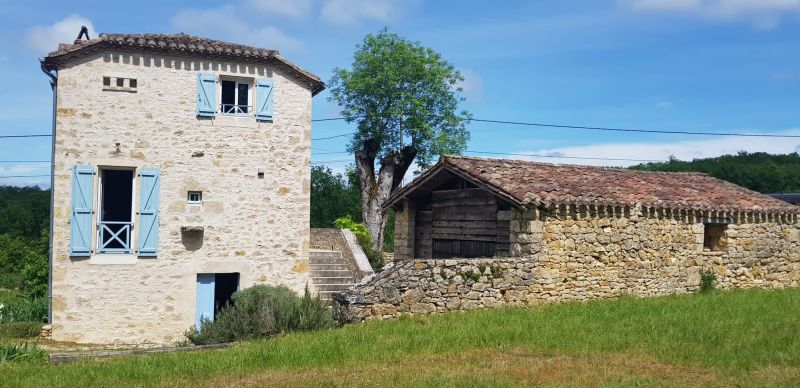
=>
[43,33,324,95]
[386,156,800,215]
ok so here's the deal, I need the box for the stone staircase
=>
[309,249,356,301]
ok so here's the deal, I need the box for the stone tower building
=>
[42,32,324,344]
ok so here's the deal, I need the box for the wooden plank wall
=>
[414,188,510,258]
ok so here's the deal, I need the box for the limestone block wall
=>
[334,206,799,322]
[50,51,314,344]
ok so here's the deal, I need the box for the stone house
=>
[334,156,800,322]
[41,32,325,344]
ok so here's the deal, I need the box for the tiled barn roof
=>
[43,33,325,95]
[387,156,800,215]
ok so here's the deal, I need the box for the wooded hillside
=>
[629,152,800,194]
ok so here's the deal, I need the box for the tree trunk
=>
[355,141,416,252]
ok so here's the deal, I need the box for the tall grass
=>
[0,298,47,323]
[0,342,47,364]
[1,288,799,387]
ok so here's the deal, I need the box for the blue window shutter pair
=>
[255,78,274,121]
[68,165,161,257]
[137,168,160,256]
[69,165,94,256]
[196,73,217,117]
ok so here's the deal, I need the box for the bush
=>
[186,285,333,345]
[700,269,717,293]
[0,342,47,364]
[334,216,383,269]
[1,298,48,323]
[0,322,44,339]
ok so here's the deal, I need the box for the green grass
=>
[2,288,800,387]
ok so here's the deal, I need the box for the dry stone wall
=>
[334,207,800,322]
[51,51,314,344]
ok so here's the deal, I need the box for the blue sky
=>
[2,0,800,187]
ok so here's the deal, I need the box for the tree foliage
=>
[310,166,362,228]
[329,28,471,170]
[328,28,470,250]
[0,186,49,239]
[630,152,800,193]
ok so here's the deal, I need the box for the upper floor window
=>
[98,169,135,254]
[221,79,250,115]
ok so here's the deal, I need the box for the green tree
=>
[328,28,470,250]
[630,152,800,193]
[310,166,362,228]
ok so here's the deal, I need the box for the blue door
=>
[195,274,215,330]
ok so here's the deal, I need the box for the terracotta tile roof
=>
[390,155,800,215]
[42,33,324,95]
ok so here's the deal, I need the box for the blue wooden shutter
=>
[70,165,94,256]
[196,73,216,117]
[137,168,160,256]
[255,78,274,121]
[196,274,216,330]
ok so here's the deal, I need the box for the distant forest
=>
[629,152,800,194]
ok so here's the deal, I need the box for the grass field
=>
[2,288,799,387]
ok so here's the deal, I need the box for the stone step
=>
[315,283,355,292]
[311,276,354,285]
[310,269,354,277]
[309,257,349,265]
[309,250,343,258]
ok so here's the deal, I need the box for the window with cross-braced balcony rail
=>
[97,168,135,253]
[220,79,251,115]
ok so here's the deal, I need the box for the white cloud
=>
[172,6,306,54]
[247,0,312,19]
[458,69,484,104]
[0,164,50,188]
[618,0,800,28]
[26,15,95,55]
[320,0,408,26]
[505,129,800,167]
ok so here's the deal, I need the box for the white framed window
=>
[97,167,136,254]
[188,191,203,205]
[220,79,251,115]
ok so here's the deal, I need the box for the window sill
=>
[89,254,139,265]
[102,86,137,93]
[701,251,725,256]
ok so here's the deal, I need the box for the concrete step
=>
[310,269,354,277]
[309,258,349,265]
[315,283,355,292]
[311,276,354,285]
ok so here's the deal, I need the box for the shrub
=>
[0,298,48,323]
[0,342,47,364]
[334,216,383,269]
[0,322,44,339]
[700,269,717,293]
[186,285,333,345]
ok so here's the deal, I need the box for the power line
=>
[465,150,659,162]
[0,134,52,139]
[312,133,354,141]
[469,119,800,138]
[0,160,50,163]
[0,174,51,179]
[308,117,800,138]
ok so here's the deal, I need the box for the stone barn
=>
[334,156,800,322]
[42,32,325,344]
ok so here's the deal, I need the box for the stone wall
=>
[334,206,800,322]
[51,51,314,344]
